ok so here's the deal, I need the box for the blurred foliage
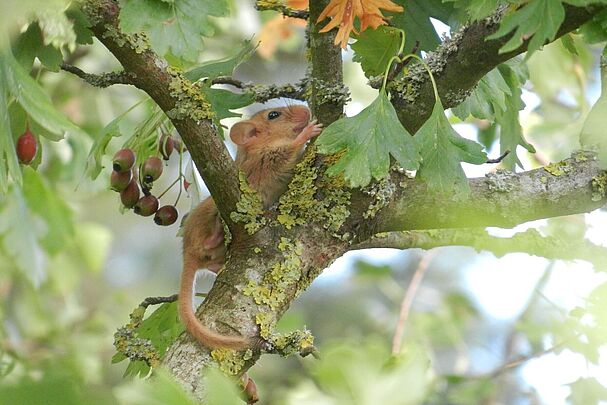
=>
[1,0,607,404]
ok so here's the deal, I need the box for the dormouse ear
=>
[230,121,257,145]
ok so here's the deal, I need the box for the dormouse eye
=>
[267,111,281,120]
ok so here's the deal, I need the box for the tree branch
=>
[390,4,606,132]
[81,0,241,227]
[364,152,607,237]
[255,1,309,19]
[211,76,307,102]
[308,0,346,125]
[352,228,607,270]
[60,63,136,87]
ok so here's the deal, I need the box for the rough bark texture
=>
[391,4,605,133]
[78,0,607,400]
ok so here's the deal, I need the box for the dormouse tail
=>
[179,258,249,350]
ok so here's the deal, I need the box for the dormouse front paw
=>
[294,120,323,145]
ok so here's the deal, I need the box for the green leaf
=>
[185,40,256,81]
[0,187,46,286]
[22,167,74,255]
[580,50,607,166]
[578,9,607,44]
[496,62,535,169]
[119,0,230,62]
[317,91,420,187]
[202,88,254,137]
[487,0,565,56]
[84,100,147,180]
[352,26,402,78]
[136,302,184,357]
[0,66,21,191]
[452,67,511,121]
[568,378,607,405]
[36,7,77,52]
[12,23,63,71]
[443,0,503,22]
[1,53,85,141]
[390,0,453,54]
[415,98,487,193]
[65,7,94,45]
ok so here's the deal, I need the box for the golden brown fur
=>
[179,105,322,350]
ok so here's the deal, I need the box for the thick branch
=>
[61,63,135,87]
[81,0,240,226]
[391,4,605,132]
[308,0,346,125]
[353,228,607,270]
[369,152,606,235]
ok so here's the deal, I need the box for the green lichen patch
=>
[277,147,351,239]
[113,326,160,369]
[166,67,214,122]
[544,160,571,176]
[230,171,266,234]
[243,237,305,339]
[310,77,351,106]
[272,329,315,357]
[210,348,246,376]
[591,172,607,202]
[362,177,396,219]
[486,169,516,193]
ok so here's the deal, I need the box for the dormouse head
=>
[229,105,311,148]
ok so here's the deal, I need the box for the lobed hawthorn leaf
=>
[487,0,565,57]
[352,26,402,78]
[119,0,230,62]
[497,61,535,169]
[317,91,420,188]
[415,98,487,193]
[453,60,533,169]
[389,0,454,54]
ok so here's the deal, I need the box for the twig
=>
[255,2,309,19]
[486,150,510,164]
[60,63,136,87]
[139,294,178,309]
[210,76,307,102]
[391,250,437,354]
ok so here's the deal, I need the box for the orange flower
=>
[318,0,403,48]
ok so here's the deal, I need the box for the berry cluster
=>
[110,134,181,226]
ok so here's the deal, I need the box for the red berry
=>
[16,130,37,164]
[142,156,163,183]
[154,205,178,226]
[134,195,159,217]
[120,180,140,208]
[110,170,132,192]
[159,134,174,160]
[113,148,135,173]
